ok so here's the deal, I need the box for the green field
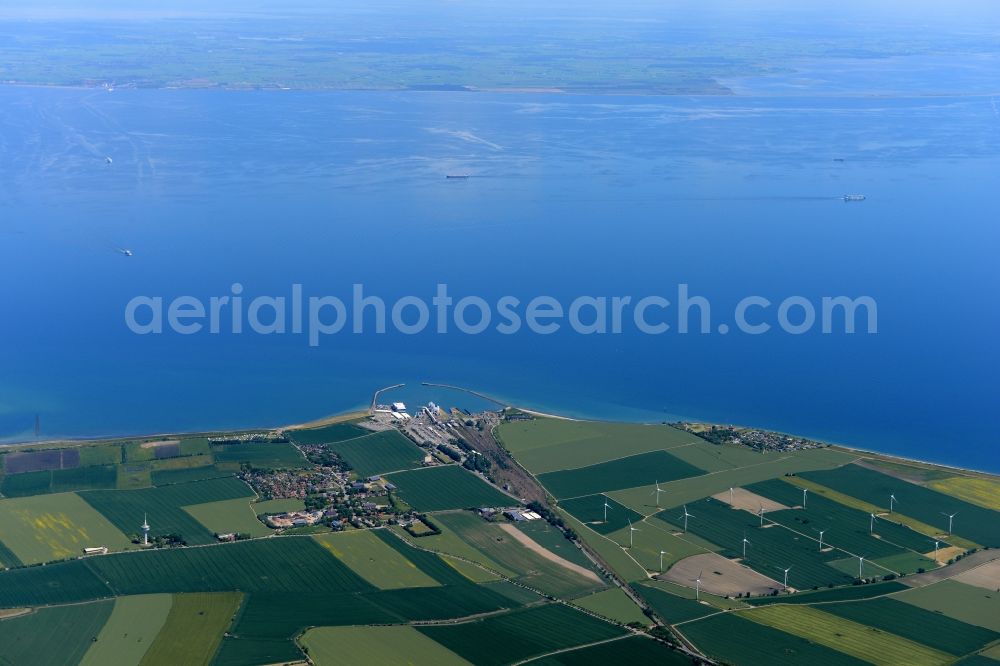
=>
[150,464,232,487]
[386,466,512,512]
[210,442,308,469]
[87,537,374,596]
[80,594,173,666]
[323,430,426,477]
[820,597,1000,657]
[0,559,113,607]
[391,521,515,577]
[654,497,855,589]
[151,454,215,472]
[416,603,627,666]
[182,497,273,538]
[680,612,867,666]
[80,444,126,467]
[315,530,440,589]
[746,580,908,605]
[608,447,855,515]
[0,491,132,564]
[667,440,778,473]
[537,451,704,499]
[558,494,644,535]
[213,636,304,666]
[441,555,503,583]
[0,600,114,666]
[139,592,242,666]
[896,580,1000,632]
[604,517,713,572]
[741,604,953,665]
[0,538,22,568]
[433,512,604,598]
[253,498,305,514]
[1,465,118,497]
[556,507,649,583]
[803,465,1000,546]
[301,625,470,666]
[572,587,650,625]
[515,518,594,569]
[528,635,693,665]
[117,464,152,490]
[81,477,256,546]
[743,478,941,577]
[288,422,371,445]
[636,584,719,624]
[928,476,1000,511]
[497,419,700,473]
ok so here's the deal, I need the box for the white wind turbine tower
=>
[869,512,878,534]
[627,519,640,548]
[659,550,669,572]
[729,487,734,505]
[603,500,612,523]
[802,487,808,508]
[782,566,792,589]
[694,570,703,601]
[857,554,867,579]
[742,533,751,560]
[650,481,666,507]
[932,540,940,563]
[817,528,827,551]
[889,493,898,513]
[141,513,150,546]
[941,511,958,535]
[758,505,767,527]
[679,505,694,533]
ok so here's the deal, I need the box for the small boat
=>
[105,156,113,165]
[842,194,866,202]
[445,174,470,179]
[117,248,134,257]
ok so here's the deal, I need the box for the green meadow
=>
[315,530,441,589]
[386,466,512,512]
[0,492,132,564]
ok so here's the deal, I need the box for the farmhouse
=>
[82,546,108,556]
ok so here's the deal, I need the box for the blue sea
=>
[1,64,998,471]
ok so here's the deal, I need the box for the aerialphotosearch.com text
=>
[124,283,878,347]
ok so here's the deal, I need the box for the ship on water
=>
[843,194,866,202]
[445,174,470,179]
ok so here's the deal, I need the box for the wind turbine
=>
[650,481,666,507]
[802,487,808,508]
[679,505,694,532]
[627,519,640,548]
[729,487,734,505]
[742,533,751,560]
[758,505,767,527]
[603,500,611,523]
[817,528,827,551]
[782,566,792,589]
[869,512,878,534]
[889,493,898,513]
[932,540,940,563]
[694,571,703,601]
[857,554,866,579]
[659,550,669,572]
[940,511,958,535]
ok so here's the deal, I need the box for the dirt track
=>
[497,523,603,584]
[663,552,780,596]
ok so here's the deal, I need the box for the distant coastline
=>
[5,382,997,478]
